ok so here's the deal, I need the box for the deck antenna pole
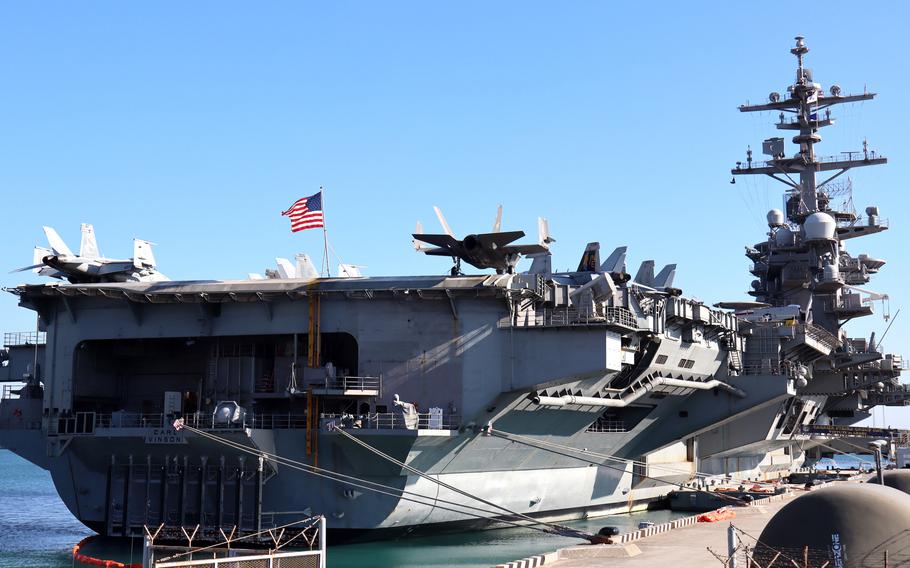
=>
[320,186,330,277]
[32,312,40,384]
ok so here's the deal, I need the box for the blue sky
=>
[1,3,909,425]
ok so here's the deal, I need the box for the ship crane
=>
[843,284,891,321]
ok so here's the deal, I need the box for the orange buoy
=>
[72,535,141,568]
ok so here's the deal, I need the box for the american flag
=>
[281,191,325,232]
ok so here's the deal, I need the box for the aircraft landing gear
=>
[450,257,463,276]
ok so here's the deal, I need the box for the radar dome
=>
[767,209,785,227]
[754,484,910,567]
[775,227,795,247]
[883,470,910,495]
[804,212,837,241]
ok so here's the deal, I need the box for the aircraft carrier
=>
[0,37,906,540]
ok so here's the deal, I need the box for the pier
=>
[496,491,799,568]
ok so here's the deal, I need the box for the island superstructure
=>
[710,36,907,475]
[0,37,905,540]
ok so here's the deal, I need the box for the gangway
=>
[143,515,327,568]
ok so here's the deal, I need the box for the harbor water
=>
[811,453,892,471]
[0,449,687,568]
[0,450,88,568]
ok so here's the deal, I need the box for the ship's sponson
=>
[10,273,533,302]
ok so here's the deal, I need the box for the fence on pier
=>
[154,549,323,568]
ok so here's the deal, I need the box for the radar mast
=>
[733,36,886,218]
[731,36,907,429]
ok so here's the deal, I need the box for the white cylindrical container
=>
[804,212,837,241]
[767,209,785,227]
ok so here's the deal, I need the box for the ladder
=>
[728,349,743,371]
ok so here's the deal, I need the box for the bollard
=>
[727,523,738,568]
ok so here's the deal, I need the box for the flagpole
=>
[320,186,330,277]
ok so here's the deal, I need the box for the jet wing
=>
[472,231,525,248]
[504,243,549,255]
[412,233,460,249]
[97,261,138,275]
[476,229,546,255]
[422,247,455,256]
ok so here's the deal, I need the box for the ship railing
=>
[502,306,639,330]
[735,150,884,171]
[60,410,461,433]
[94,412,169,429]
[585,420,627,433]
[54,409,465,434]
[740,363,799,378]
[87,411,314,430]
[321,411,462,431]
[245,413,310,429]
[305,375,382,393]
[838,216,890,229]
[2,331,46,347]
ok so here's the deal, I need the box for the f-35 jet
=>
[412,205,552,274]
[13,224,168,284]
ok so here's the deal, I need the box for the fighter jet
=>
[412,205,552,275]
[249,254,364,280]
[567,242,680,301]
[13,224,168,284]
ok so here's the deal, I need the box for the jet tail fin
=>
[526,252,552,275]
[577,242,600,272]
[538,217,554,249]
[79,223,100,259]
[296,254,319,279]
[412,221,430,252]
[654,264,677,288]
[433,206,455,237]
[133,239,157,268]
[492,205,503,233]
[634,260,655,287]
[43,226,74,256]
[275,258,296,279]
[600,246,627,273]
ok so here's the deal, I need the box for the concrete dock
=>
[495,491,801,568]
